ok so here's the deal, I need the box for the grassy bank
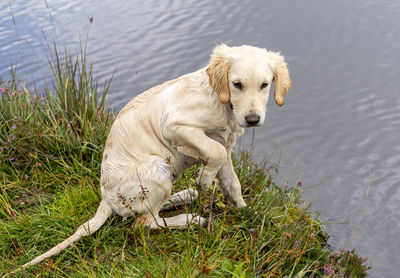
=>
[0,46,370,277]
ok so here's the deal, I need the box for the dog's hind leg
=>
[135,186,204,229]
[139,213,205,230]
[161,188,199,211]
[131,157,205,230]
[135,187,204,229]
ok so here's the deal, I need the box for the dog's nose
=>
[245,114,260,126]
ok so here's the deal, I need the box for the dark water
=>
[1,1,400,276]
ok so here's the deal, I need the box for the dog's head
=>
[206,44,292,128]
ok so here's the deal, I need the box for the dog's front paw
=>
[235,199,247,208]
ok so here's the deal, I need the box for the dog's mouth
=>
[237,121,262,128]
[244,123,261,128]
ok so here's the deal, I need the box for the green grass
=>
[0,43,370,277]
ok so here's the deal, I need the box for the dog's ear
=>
[269,52,292,106]
[206,44,232,104]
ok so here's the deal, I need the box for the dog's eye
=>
[233,82,243,90]
[261,83,269,90]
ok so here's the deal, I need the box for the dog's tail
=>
[21,200,113,270]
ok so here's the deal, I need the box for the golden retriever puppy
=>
[21,44,292,269]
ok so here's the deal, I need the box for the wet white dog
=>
[21,44,292,269]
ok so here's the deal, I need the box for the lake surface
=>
[1,0,399,276]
